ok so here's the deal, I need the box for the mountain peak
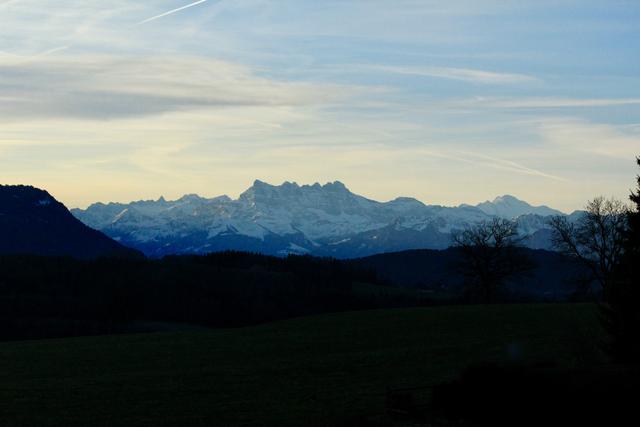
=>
[251,179,297,190]
[477,195,564,218]
[242,180,353,200]
[178,194,204,202]
[492,194,522,204]
[322,181,348,191]
[0,185,61,213]
[0,185,141,259]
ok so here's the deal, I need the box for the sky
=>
[0,0,639,211]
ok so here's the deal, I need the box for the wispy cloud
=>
[459,97,640,109]
[0,55,358,121]
[0,0,21,9]
[361,65,539,85]
[137,0,209,25]
[536,118,640,159]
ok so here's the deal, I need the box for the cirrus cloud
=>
[361,64,539,85]
[0,55,360,121]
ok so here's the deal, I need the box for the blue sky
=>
[0,0,639,210]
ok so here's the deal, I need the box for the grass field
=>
[0,304,604,426]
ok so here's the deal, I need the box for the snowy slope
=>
[72,181,569,258]
[474,195,564,218]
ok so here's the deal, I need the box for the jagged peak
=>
[243,179,352,196]
[321,180,349,191]
[252,179,282,189]
[178,194,204,202]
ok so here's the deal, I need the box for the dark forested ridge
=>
[0,185,141,259]
[350,247,589,300]
[1,247,588,342]
[0,252,427,341]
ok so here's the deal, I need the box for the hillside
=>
[0,252,416,341]
[351,247,588,299]
[0,185,141,259]
[0,304,603,427]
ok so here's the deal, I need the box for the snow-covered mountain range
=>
[71,180,578,258]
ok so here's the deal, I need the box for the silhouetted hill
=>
[0,252,419,341]
[350,247,589,300]
[0,185,141,259]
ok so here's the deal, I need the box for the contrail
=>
[423,149,567,182]
[459,150,567,182]
[136,0,209,25]
[37,45,70,57]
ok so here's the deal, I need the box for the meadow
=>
[0,303,603,426]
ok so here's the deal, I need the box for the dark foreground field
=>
[0,304,604,426]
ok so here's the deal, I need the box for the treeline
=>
[0,251,425,341]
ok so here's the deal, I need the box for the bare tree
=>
[453,218,533,302]
[549,196,628,299]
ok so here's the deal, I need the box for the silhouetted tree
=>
[453,218,533,302]
[549,197,628,300]
[605,157,640,362]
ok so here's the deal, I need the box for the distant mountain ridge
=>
[472,195,564,218]
[0,185,141,259]
[72,180,576,258]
